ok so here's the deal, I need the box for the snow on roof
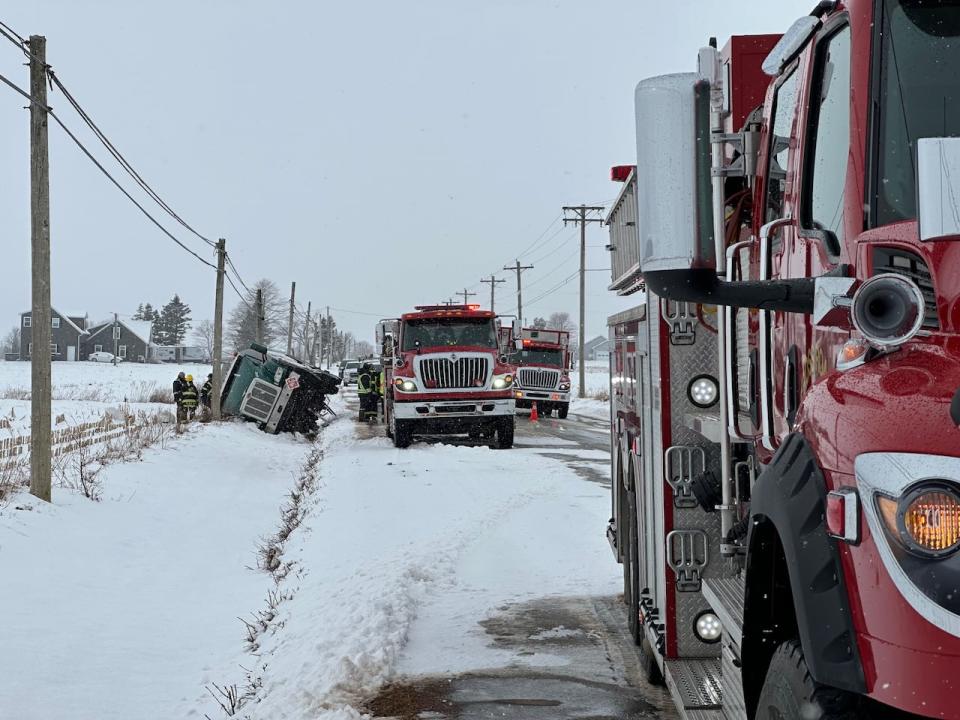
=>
[124,320,153,345]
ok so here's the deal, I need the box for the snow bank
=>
[0,421,310,720]
[238,411,619,718]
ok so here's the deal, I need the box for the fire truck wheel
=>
[639,637,664,687]
[756,640,863,720]
[557,403,569,419]
[542,407,554,417]
[495,418,514,449]
[625,488,641,644]
[393,420,413,448]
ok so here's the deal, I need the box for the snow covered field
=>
[569,360,610,420]
[0,369,619,719]
[0,360,211,433]
[0,421,311,719]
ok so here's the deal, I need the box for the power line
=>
[0,67,217,270]
[515,213,563,259]
[225,253,252,294]
[46,68,217,248]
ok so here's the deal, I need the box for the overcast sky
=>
[0,0,813,345]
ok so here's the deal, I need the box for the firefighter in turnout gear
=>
[177,373,200,430]
[200,373,214,421]
[357,362,378,421]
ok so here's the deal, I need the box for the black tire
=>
[496,418,514,449]
[542,407,554,417]
[557,403,569,419]
[393,420,413,448]
[756,640,863,720]
[639,636,664,687]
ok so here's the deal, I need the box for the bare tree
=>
[547,311,576,335]
[228,279,287,351]
[355,340,374,358]
[2,326,20,356]
[193,319,215,361]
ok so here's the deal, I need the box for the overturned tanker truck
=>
[220,343,340,436]
[606,2,960,718]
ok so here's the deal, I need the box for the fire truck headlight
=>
[693,610,722,643]
[393,378,417,392]
[687,375,719,409]
[877,484,960,557]
[492,374,514,390]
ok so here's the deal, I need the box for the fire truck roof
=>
[404,305,495,320]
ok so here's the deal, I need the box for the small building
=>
[583,335,613,362]
[19,308,90,361]
[149,345,210,363]
[83,319,153,363]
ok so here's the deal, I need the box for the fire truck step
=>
[701,577,744,648]
[664,658,722,711]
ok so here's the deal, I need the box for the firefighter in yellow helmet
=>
[177,373,200,429]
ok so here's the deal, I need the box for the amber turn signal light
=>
[877,487,960,556]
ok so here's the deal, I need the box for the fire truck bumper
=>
[393,398,514,421]
[513,389,570,409]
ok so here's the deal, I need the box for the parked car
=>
[88,351,121,363]
[342,360,363,385]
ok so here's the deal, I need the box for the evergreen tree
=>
[132,303,145,321]
[156,295,192,345]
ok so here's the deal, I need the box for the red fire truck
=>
[505,327,572,418]
[605,2,960,718]
[376,305,516,448]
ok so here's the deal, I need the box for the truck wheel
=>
[639,637,664,687]
[393,420,413,448]
[496,418,514,449]
[542,407,553,417]
[756,640,862,720]
[557,403,569,419]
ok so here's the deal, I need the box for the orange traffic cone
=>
[530,401,539,422]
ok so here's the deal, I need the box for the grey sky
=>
[0,0,813,344]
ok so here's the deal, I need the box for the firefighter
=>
[377,366,385,416]
[356,362,377,421]
[173,371,186,404]
[178,374,200,428]
[200,373,214,421]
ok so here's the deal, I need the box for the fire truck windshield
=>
[512,348,563,367]
[401,318,497,350]
[875,0,960,226]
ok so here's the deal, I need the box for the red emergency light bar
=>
[414,304,481,312]
[610,165,635,182]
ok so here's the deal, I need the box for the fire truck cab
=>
[377,305,516,448]
[606,2,960,718]
[506,327,572,418]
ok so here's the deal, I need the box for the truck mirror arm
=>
[643,268,817,314]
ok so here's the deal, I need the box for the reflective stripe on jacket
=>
[181,384,199,408]
[357,373,373,394]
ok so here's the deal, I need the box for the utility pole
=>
[211,239,226,421]
[311,319,320,365]
[286,281,296,356]
[563,204,605,399]
[325,306,332,367]
[29,34,51,503]
[458,288,477,306]
[255,288,264,345]
[503,260,534,324]
[302,301,312,360]
[480,275,505,312]
[112,312,119,365]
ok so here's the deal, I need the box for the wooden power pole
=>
[211,239,226,421]
[286,281,296,356]
[255,288,264,344]
[458,287,477,306]
[563,204,605,399]
[480,275,505,312]
[29,34,51,503]
[301,301,312,359]
[503,260,534,324]
[326,306,331,367]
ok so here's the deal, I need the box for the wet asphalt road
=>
[341,390,677,720]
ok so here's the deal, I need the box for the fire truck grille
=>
[873,247,938,328]
[418,357,489,389]
[518,368,559,390]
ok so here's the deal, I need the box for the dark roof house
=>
[19,308,89,361]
